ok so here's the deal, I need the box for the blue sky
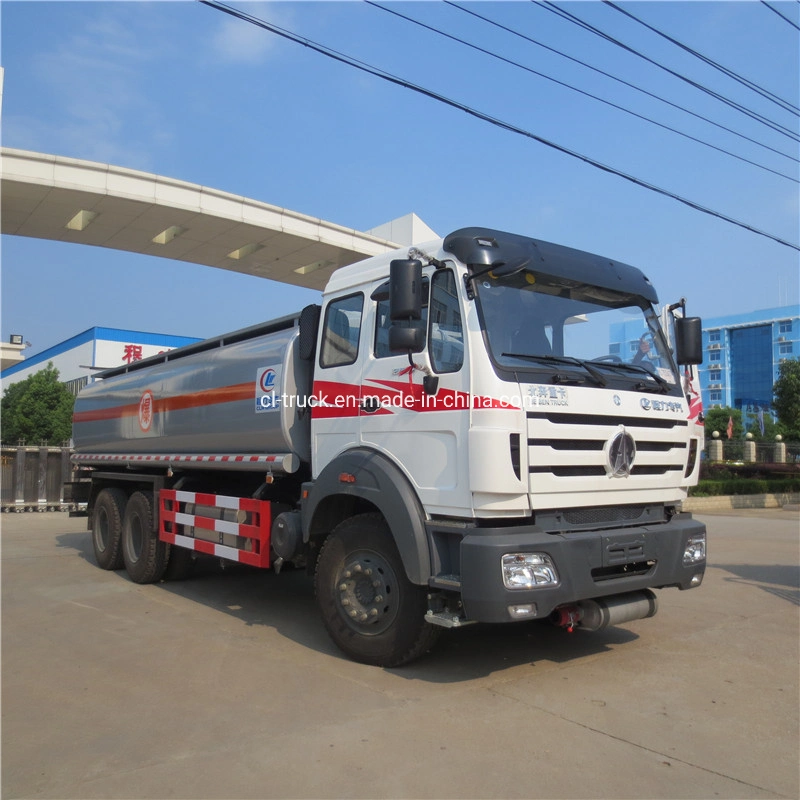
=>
[1,0,798,358]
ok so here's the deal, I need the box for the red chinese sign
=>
[122,344,144,363]
[138,390,154,433]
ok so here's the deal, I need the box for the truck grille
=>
[526,410,689,500]
[563,505,646,525]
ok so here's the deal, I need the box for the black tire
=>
[122,491,168,584]
[92,488,128,570]
[315,513,440,667]
[163,546,195,581]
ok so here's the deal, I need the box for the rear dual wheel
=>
[122,491,169,584]
[92,488,128,570]
[92,487,193,582]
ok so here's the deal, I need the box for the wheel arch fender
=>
[303,448,430,585]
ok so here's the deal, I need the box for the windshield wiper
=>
[586,359,671,393]
[502,353,607,387]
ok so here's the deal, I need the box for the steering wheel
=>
[633,332,661,368]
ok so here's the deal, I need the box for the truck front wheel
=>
[92,488,128,570]
[122,491,168,584]
[315,513,440,667]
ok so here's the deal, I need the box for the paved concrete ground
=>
[2,509,798,799]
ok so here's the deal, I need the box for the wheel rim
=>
[335,550,400,636]
[96,507,110,553]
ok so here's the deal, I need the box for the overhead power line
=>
[603,0,799,116]
[761,1,800,31]
[198,0,799,252]
[446,0,798,165]
[366,0,798,182]
[538,1,800,142]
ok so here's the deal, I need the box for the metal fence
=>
[1,446,76,512]
[701,439,800,466]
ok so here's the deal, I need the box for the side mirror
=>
[389,258,425,357]
[389,325,425,353]
[675,317,703,365]
[390,259,423,320]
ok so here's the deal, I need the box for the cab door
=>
[359,267,471,517]
[310,292,364,478]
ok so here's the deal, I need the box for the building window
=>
[779,320,792,334]
[609,343,621,355]
[730,324,772,411]
[709,331,721,342]
[64,376,89,397]
[709,370,721,381]
[709,391,721,402]
[779,342,793,355]
[709,351,721,362]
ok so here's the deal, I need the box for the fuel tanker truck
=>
[71,226,707,666]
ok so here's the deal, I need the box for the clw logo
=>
[259,369,277,393]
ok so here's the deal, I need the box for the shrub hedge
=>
[690,477,800,497]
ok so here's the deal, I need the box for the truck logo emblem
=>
[256,366,282,413]
[613,394,621,406]
[259,368,277,393]
[606,428,636,478]
[138,390,154,433]
[641,397,684,413]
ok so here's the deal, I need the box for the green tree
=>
[704,406,742,441]
[773,358,800,440]
[1,363,75,445]
[743,411,781,442]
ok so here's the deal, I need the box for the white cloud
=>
[13,5,172,169]
[209,2,284,65]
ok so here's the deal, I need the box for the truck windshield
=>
[474,270,680,389]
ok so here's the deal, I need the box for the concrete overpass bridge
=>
[0,146,436,369]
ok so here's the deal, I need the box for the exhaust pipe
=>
[552,590,658,632]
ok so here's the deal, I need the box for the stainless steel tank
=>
[72,317,312,464]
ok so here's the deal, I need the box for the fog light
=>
[502,553,559,589]
[690,574,703,587]
[683,533,706,566]
[508,603,537,619]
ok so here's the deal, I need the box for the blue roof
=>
[703,305,800,329]
[1,327,201,379]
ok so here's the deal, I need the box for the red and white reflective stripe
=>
[71,452,298,473]
[74,453,285,463]
[172,490,245,509]
[158,489,271,569]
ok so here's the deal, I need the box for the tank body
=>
[73,324,312,461]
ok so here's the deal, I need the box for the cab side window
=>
[429,269,464,373]
[320,294,363,368]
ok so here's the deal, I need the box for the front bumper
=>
[459,512,705,623]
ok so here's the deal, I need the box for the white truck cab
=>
[301,227,706,663]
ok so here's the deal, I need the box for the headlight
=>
[502,553,559,589]
[683,533,706,565]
